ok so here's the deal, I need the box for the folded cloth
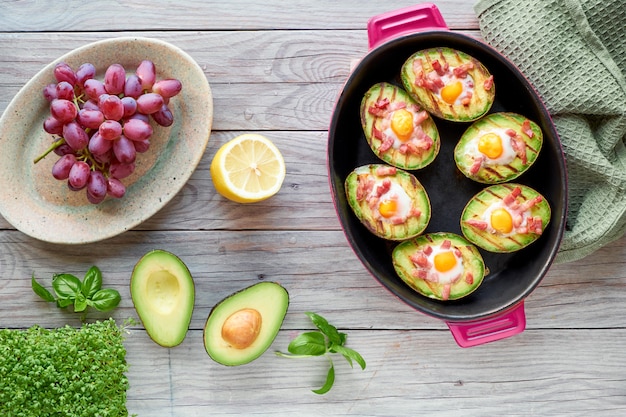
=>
[474,0,626,263]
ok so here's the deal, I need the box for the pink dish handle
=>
[367,3,449,50]
[446,302,527,348]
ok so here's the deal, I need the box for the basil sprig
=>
[276,312,366,395]
[32,266,121,313]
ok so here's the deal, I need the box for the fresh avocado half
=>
[130,249,195,348]
[392,232,485,301]
[360,82,440,170]
[460,183,551,253]
[204,281,289,366]
[401,47,495,122]
[454,112,543,184]
[345,164,431,241]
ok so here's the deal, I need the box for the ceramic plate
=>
[0,37,213,244]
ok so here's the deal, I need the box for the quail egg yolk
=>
[434,251,457,273]
[490,207,513,234]
[378,199,398,218]
[390,109,414,141]
[478,133,504,159]
[440,81,463,105]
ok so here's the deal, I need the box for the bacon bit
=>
[441,240,452,250]
[465,272,474,285]
[503,186,522,206]
[356,177,374,201]
[521,119,534,137]
[453,63,474,78]
[469,155,484,175]
[431,60,446,76]
[519,195,543,212]
[368,98,389,117]
[505,129,517,138]
[375,166,396,177]
[414,110,429,125]
[379,135,395,152]
[372,125,383,140]
[465,219,488,230]
[509,135,527,164]
[454,248,462,258]
[460,96,472,106]
[483,75,494,91]
[374,179,392,198]
[412,268,428,280]
[423,245,433,256]
[409,252,430,268]
[388,101,407,112]
[528,216,544,234]
[441,284,451,301]
[408,207,422,218]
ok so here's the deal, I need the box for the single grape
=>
[43,116,64,135]
[53,62,77,86]
[113,135,136,164]
[123,118,153,141]
[55,81,75,101]
[77,109,105,129]
[68,160,90,189]
[104,63,125,95]
[152,79,182,98]
[93,149,113,164]
[109,159,135,179]
[126,112,150,124]
[53,143,75,157]
[121,96,137,118]
[43,83,58,101]
[151,104,174,127]
[82,99,100,111]
[107,177,126,198]
[124,74,143,99]
[50,99,77,124]
[86,192,106,204]
[99,120,123,141]
[76,63,96,86]
[87,170,107,200]
[88,131,112,156]
[136,60,156,90]
[83,79,107,101]
[100,94,124,121]
[51,154,77,180]
[136,93,164,115]
[63,121,89,151]
[133,138,151,153]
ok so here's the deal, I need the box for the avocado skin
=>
[460,184,551,253]
[400,47,495,122]
[360,82,440,170]
[454,112,543,184]
[392,232,485,301]
[130,249,195,348]
[204,282,289,366]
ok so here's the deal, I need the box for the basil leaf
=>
[31,275,55,302]
[312,361,335,395]
[305,312,343,345]
[52,274,81,299]
[331,345,366,370]
[74,294,88,312]
[81,266,102,298]
[90,289,121,312]
[288,332,327,356]
[56,298,74,308]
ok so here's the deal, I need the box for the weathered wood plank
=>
[0,1,480,31]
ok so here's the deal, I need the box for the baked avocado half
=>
[392,232,485,301]
[360,82,440,170]
[345,164,431,241]
[460,183,551,253]
[204,282,289,366]
[130,250,195,347]
[454,112,543,183]
[401,47,495,122]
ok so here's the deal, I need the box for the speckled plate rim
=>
[0,37,213,244]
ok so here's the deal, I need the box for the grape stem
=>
[33,138,66,164]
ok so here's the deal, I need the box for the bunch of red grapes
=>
[39,60,182,204]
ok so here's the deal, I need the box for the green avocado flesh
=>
[400,47,495,122]
[130,250,195,347]
[360,82,440,170]
[460,183,551,253]
[204,282,289,366]
[454,112,543,184]
[392,232,485,301]
[345,164,431,241]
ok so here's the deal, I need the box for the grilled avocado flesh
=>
[392,232,485,301]
[401,47,495,122]
[454,112,543,184]
[360,82,440,170]
[460,183,551,253]
[345,164,431,241]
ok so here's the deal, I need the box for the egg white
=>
[425,244,464,284]
[463,128,518,165]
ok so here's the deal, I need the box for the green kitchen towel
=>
[474,0,626,263]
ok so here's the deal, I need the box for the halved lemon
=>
[210,134,286,203]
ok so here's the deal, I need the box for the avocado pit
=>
[221,308,262,349]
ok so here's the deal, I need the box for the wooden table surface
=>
[2,1,626,416]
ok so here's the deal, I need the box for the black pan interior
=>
[328,31,567,322]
